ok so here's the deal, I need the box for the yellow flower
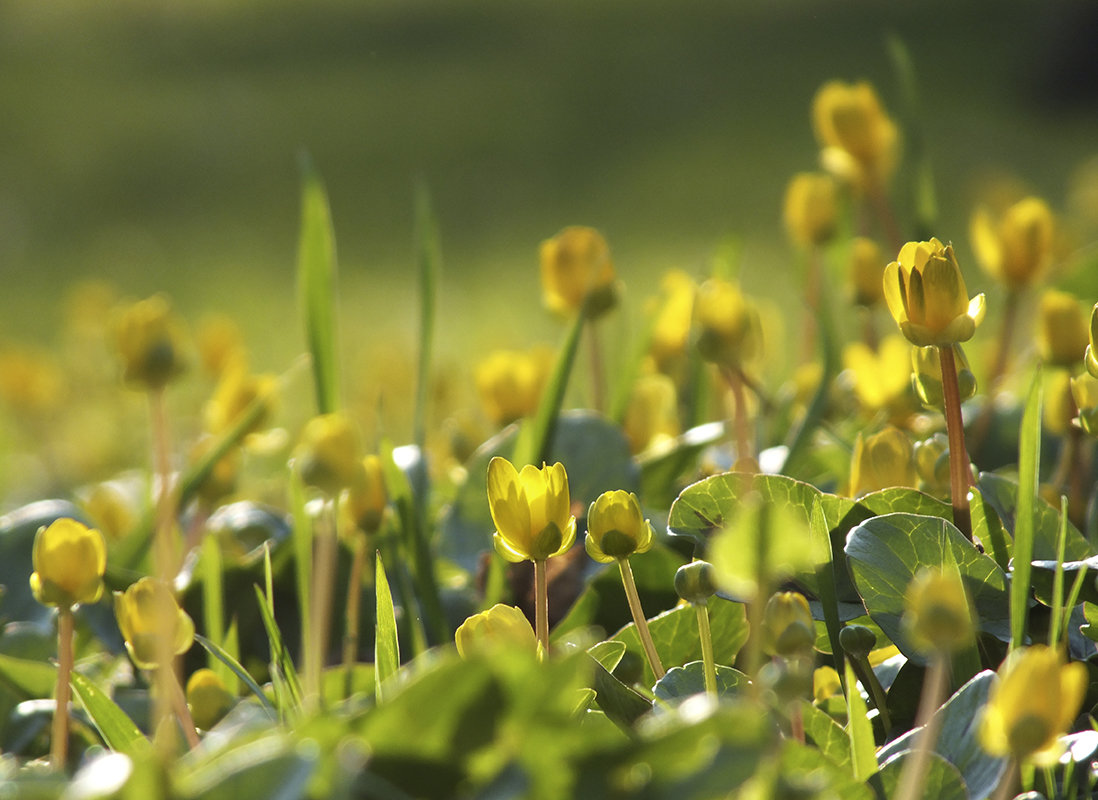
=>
[648,269,696,367]
[29,518,107,609]
[883,238,987,347]
[454,604,537,659]
[1037,289,1088,368]
[623,373,679,455]
[186,668,234,730]
[474,346,554,427]
[486,457,576,563]
[294,413,363,496]
[813,665,841,704]
[902,568,975,655]
[1071,372,1098,436]
[539,226,617,318]
[812,80,899,188]
[911,343,977,411]
[203,361,278,436]
[849,237,885,307]
[970,197,1055,290]
[79,482,137,542]
[762,591,815,658]
[345,454,388,533]
[849,426,916,498]
[783,172,839,248]
[843,336,913,417]
[1087,303,1098,378]
[0,345,65,416]
[979,645,1087,765]
[694,277,762,369]
[114,577,195,670]
[196,314,246,377]
[112,294,189,390]
[585,490,653,564]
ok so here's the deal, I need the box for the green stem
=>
[895,653,949,800]
[722,366,755,471]
[848,653,893,734]
[166,664,201,749]
[51,607,74,770]
[343,533,369,699]
[619,558,665,679]
[938,345,973,540]
[308,499,339,709]
[695,601,717,697]
[534,559,549,659]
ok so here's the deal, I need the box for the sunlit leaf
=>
[70,671,150,758]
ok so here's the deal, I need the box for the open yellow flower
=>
[842,336,913,417]
[1088,303,1098,378]
[114,577,195,670]
[970,196,1055,290]
[487,457,576,563]
[883,238,986,347]
[475,346,554,427]
[454,604,537,659]
[648,269,696,367]
[29,518,107,609]
[539,226,617,318]
[585,490,653,564]
[979,645,1087,765]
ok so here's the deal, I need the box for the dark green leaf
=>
[652,662,748,707]
[877,750,968,800]
[591,660,651,729]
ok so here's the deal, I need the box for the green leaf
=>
[586,640,627,673]
[0,652,56,699]
[296,157,340,415]
[809,496,844,670]
[844,659,877,782]
[652,662,748,707]
[774,738,874,800]
[70,671,150,758]
[590,660,651,729]
[253,584,303,717]
[200,534,233,689]
[1012,370,1041,649]
[800,699,852,768]
[611,596,748,689]
[193,634,277,718]
[374,554,400,702]
[977,472,1093,562]
[637,421,725,510]
[845,513,1009,661]
[877,751,968,800]
[174,735,316,800]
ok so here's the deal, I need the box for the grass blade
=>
[200,534,234,689]
[70,671,150,757]
[1011,368,1042,650]
[413,180,440,450]
[374,554,400,702]
[297,156,340,415]
[193,634,277,718]
[809,497,844,678]
[254,580,303,717]
[844,658,878,782]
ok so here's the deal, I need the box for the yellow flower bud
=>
[345,454,388,533]
[979,645,1087,765]
[114,577,195,670]
[1037,289,1089,368]
[487,457,576,563]
[29,518,107,609]
[648,269,696,367]
[585,490,653,564]
[883,238,987,347]
[694,277,762,369]
[1071,373,1098,436]
[811,80,899,188]
[622,373,679,455]
[203,361,277,436]
[674,560,717,604]
[970,197,1055,290]
[539,226,618,318]
[849,237,885,307]
[474,346,554,427]
[849,426,916,498]
[762,591,815,658]
[294,413,362,496]
[112,294,189,390]
[911,343,977,412]
[186,668,234,730]
[902,568,975,655]
[783,172,839,248]
[455,604,537,659]
[913,433,951,498]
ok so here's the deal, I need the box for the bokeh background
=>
[2,0,1098,436]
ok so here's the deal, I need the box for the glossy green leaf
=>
[587,640,627,673]
[800,699,851,768]
[809,496,844,669]
[591,660,652,730]
[652,662,748,707]
[374,554,400,702]
[877,750,968,800]
[70,671,150,758]
[611,596,748,689]
[637,421,725,510]
[844,658,877,782]
[977,472,1093,562]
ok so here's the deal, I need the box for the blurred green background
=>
[2,0,1097,375]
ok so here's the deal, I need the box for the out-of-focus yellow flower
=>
[585,490,653,564]
[345,454,388,533]
[486,457,576,563]
[539,226,618,318]
[694,277,762,369]
[979,645,1087,765]
[29,518,106,609]
[813,665,841,704]
[911,343,977,412]
[1044,370,1075,437]
[113,294,189,390]
[913,433,950,498]
[186,668,234,730]
[849,426,916,498]
[196,314,246,377]
[455,604,537,659]
[762,591,815,658]
[812,80,899,188]
[648,269,696,367]
[114,577,195,670]
[1071,372,1098,436]
[843,336,913,417]
[849,237,885,308]
[1088,304,1098,378]
[0,346,65,415]
[902,568,975,655]
[1037,289,1088,368]
[623,373,679,454]
[970,197,1056,290]
[883,239,986,347]
[79,482,138,542]
[294,413,362,496]
[203,361,278,435]
[474,346,554,427]
[783,172,839,248]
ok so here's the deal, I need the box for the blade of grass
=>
[1050,495,1069,647]
[844,658,878,783]
[809,497,844,682]
[255,549,303,716]
[297,155,340,415]
[412,180,439,451]
[200,534,234,690]
[374,554,400,703]
[193,634,277,718]
[1011,368,1042,650]
[70,672,150,758]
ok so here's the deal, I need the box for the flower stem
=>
[895,653,950,800]
[149,388,177,579]
[534,559,549,659]
[722,366,755,471]
[308,499,339,708]
[938,345,973,540]
[51,607,74,770]
[695,601,717,697]
[165,664,200,749]
[342,533,369,699]
[619,558,665,679]
[847,653,893,734]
